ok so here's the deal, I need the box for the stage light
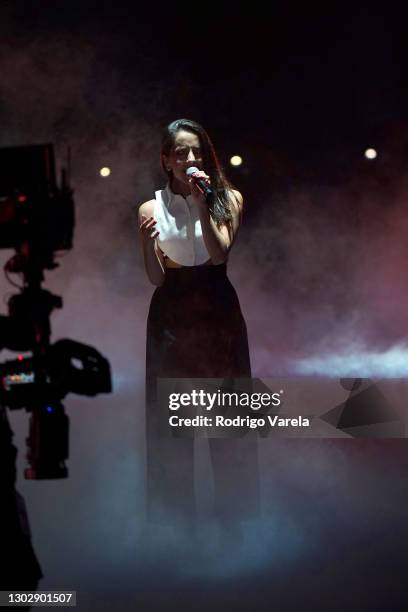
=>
[364,148,377,160]
[230,155,243,167]
[100,167,111,177]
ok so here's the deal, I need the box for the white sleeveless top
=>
[154,184,210,266]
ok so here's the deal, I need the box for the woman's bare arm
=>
[138,200,165,286]
[195,188,243,265]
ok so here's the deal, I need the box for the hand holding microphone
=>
[185,166,213,201]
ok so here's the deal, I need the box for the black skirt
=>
[145,264,259,522]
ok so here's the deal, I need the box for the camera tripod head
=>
[0,143,112,479]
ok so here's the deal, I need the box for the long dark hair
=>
[161,119,234,229]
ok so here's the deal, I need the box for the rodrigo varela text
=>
[168,414,310,429]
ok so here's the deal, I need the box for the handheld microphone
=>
[185,166,213,200]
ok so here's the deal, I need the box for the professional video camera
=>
[0,143,112,479]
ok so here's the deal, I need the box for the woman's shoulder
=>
[138,199,156,222]
[230,189,243,207]
[227,189,243,215]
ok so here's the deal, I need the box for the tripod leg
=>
[0,404,43,595]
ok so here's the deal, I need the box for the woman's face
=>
[163,129,204,185]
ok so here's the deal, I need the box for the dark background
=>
[1,2,408,610]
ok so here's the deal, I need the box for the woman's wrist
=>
[196,198,210,217]
[141,234,157,250]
